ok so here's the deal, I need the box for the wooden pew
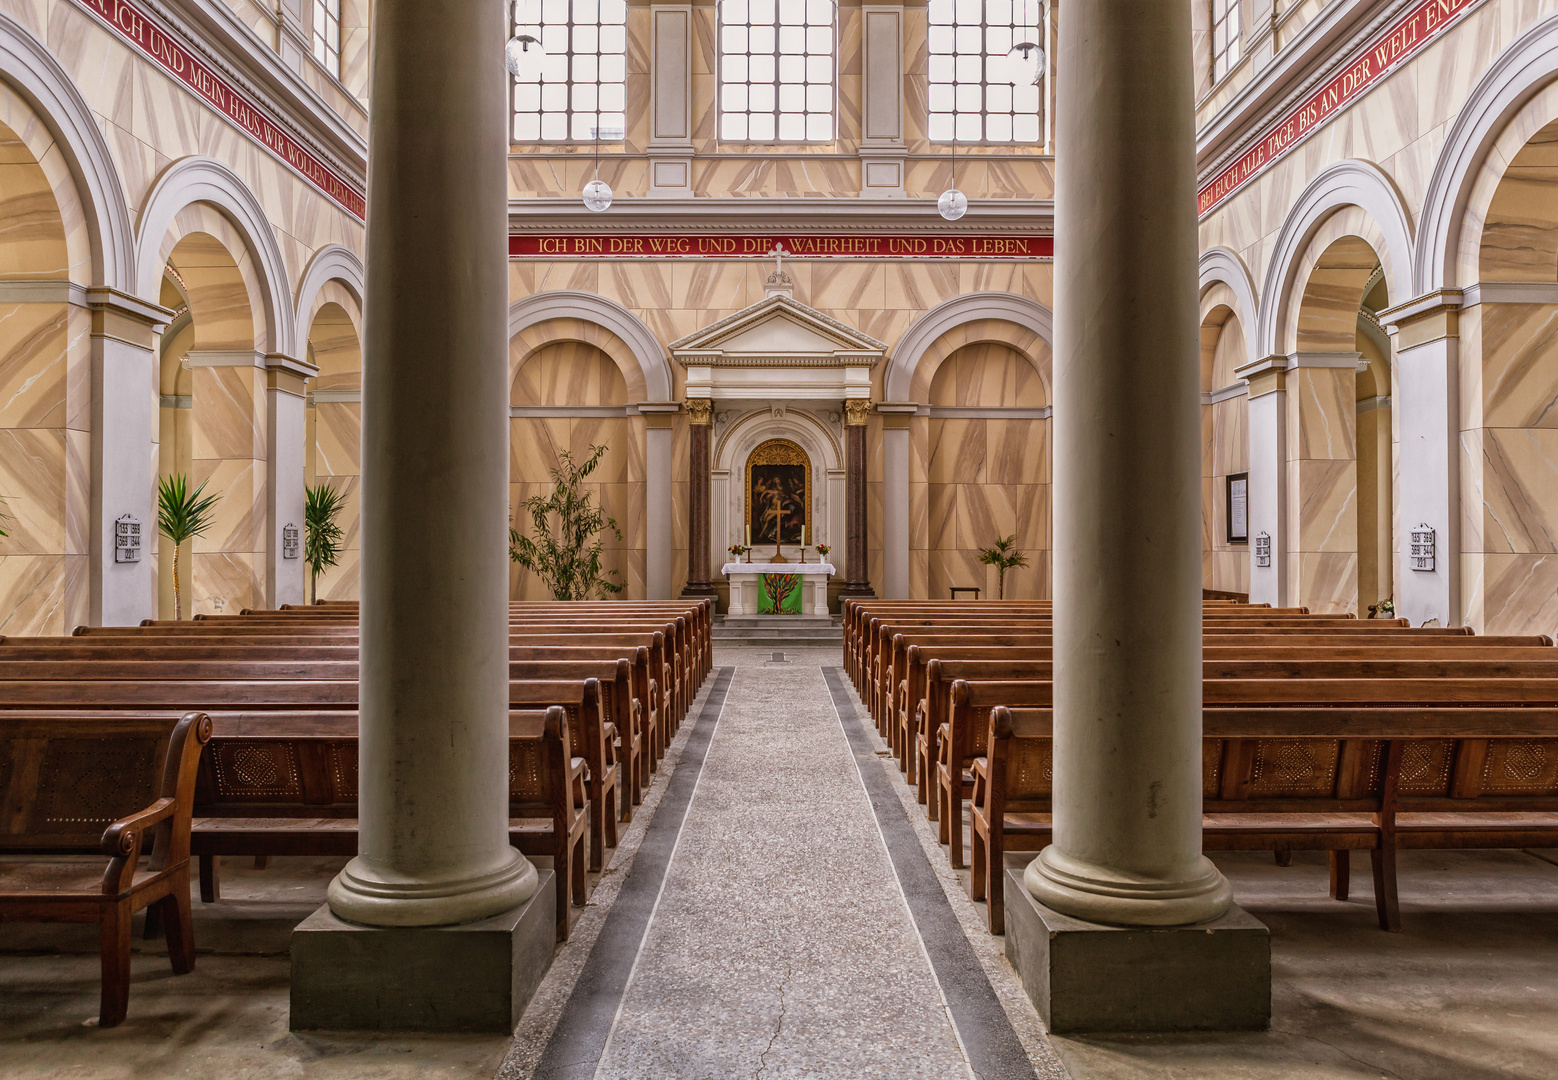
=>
[190,706,589,941]
[970,704,1558,934]
[0,711,210,1026]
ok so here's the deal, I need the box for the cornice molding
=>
[509,197,1054,235]
[123,0,366,184]
[1196,0,1410,182]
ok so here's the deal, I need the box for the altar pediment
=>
[674,295,884,401]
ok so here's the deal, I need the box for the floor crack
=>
[754,962,792,1080]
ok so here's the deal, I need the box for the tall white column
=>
[1238,358,1289,608]
[1382,291,1461,627]
[89,289,169,626]
[327,0,537,927]
[265,355,316,608]
[1027,0,1231,926]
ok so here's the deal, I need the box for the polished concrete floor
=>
[2,646,1556,1079]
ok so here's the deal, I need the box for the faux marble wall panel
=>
[189,365,267,614]
[1285,367,1358,614]
[1478,117,1558,282]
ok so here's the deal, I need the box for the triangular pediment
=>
[671,294,886,367]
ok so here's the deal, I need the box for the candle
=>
[802,525,807,546]
[745,523,750,547]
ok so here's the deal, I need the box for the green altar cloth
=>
[757,573,803,614]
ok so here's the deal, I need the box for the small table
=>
[949,587,982,600]
[722,562,836,616]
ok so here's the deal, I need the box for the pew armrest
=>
[100,796,177,894]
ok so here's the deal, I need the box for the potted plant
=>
[511,444,625,599]
[1368,597,1396,619]
[977,535,1029,600]
[156,474,220,620]
[729,543,749,565]
[304,482,346,603]
[815,544,830,563]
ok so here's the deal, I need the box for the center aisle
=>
[595,658,972,1079]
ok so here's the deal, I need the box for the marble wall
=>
[1201,304,1251,596]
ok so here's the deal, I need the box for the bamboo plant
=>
[510,444,624,600]
[156,474,220,620]
[305,482,346,603]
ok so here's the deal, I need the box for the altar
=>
[722,562,835,616]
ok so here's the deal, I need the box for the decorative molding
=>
[1459,281,1558,306]
[925,405,1052,419]
[1414,12,1558,293]
[1202,382,1249,405]
[74,0,365,216]
[159,393,191,408]
[186,349,265,367]
[1378,288,1465,327]
[0,11,137,290]
[1256,159,1415,358]
[1289,350,1364,369]
[843,398,872,426]
[671,293,889,358]
[507,290,674,402]
[311,389,361,404]
[510,405,630,418]
[0,279,90,304]
[508,197,1055,236]
[135,156,298,357]
[1357,394,1392,413]
[295,244,364,331]
[884,291,1054,401]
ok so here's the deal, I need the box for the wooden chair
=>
[0,711,211,1027]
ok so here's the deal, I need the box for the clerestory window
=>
[512,0,628,143]
[718,0,836,143]
[927,0,1044,143]
[313,0,342,80]
[1212,0,1242,83]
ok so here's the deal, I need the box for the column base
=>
[1003,865,1269,1033]
[838,581,875,597]
[680,581,719,598]
[290,871,556,1033]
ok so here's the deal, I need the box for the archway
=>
[1199,290,1251,597]
[305,295,362,600]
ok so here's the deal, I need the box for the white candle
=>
[745,523,750,546]
[802,526,807,546]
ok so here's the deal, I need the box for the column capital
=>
[1234,356,1287,398]
[684,397,713,425]
[844,398,872,426]
[86,287,175,346]
[1380,290,1462,349]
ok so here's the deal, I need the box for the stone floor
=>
[2,644,1556,1080]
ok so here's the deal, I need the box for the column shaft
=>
[327,0,535,927]
[841,406,873,596]
[1027,0,1230,926]
[682,400,716,597]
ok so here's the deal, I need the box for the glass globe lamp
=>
[1004,41,1046,86]
[582,179,614,213]
[937,188,968,221]
[505,33,542,77]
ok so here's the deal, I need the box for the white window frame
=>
[312,0,342,81]
[1212,0,1242,84]
[717,0,837,145]
[512,0,628,144]
[927,0,1045,145]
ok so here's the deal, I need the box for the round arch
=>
[0,12,134,289]
[135,156,296,357]
[1257,159,1414,358]
[508,290,673,402]
[884,292,1053,402]
[296,244,364,336]
[1416,11,1558,292]
[1199,247,1260,371]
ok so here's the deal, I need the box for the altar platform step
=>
[712,614,844,648]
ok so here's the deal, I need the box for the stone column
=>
[1237,356,1289,608]
[325,0,536,929]
[681,397,716,597]
[1381,291,1461,627]
[265,354,317,608]
[1027,0,1230,927]
[840,398,874,597]
[89,289,171,626]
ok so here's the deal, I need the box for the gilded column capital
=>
[844,398,872,426]
[685,397,714,425]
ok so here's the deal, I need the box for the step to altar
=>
[712,614,844,648]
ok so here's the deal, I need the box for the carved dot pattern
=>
[1398,740,1452,794]
[233,747,280,788]
[1503,741,1546,781]
[1251,738,1339,795]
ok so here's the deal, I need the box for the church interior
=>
[1,0,1557,1077]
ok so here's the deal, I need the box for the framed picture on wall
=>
[1226,472,1249,544]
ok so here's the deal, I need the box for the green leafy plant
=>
[0,496,9,540]
[305,483,347,603]
[977,534,1030,600]
[510,444,624,600]
[157,474,220,620]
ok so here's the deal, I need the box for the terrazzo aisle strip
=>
[823,667,1047,1080]
[526,667,735,1080]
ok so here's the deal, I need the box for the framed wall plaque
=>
[1226,472,1248,544]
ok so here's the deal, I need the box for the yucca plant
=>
[511,444,624,600]
[977,534,1030,600]
[157,474,220,620]
[305,483,346,602]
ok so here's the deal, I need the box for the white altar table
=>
[722,562,835,616]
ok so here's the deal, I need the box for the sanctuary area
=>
[0,1,1556,1079]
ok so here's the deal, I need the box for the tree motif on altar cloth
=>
[746,438,811,545]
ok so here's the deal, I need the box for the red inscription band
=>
[509,235,1053,259]
[1198,0,1487,217]
[74,0,366,220]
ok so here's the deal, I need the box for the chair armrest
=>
[101,797,176,858]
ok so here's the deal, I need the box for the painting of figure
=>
[749,464,807,545]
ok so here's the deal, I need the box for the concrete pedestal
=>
[1004,867,1270,1033]
[290,871,555,1033]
